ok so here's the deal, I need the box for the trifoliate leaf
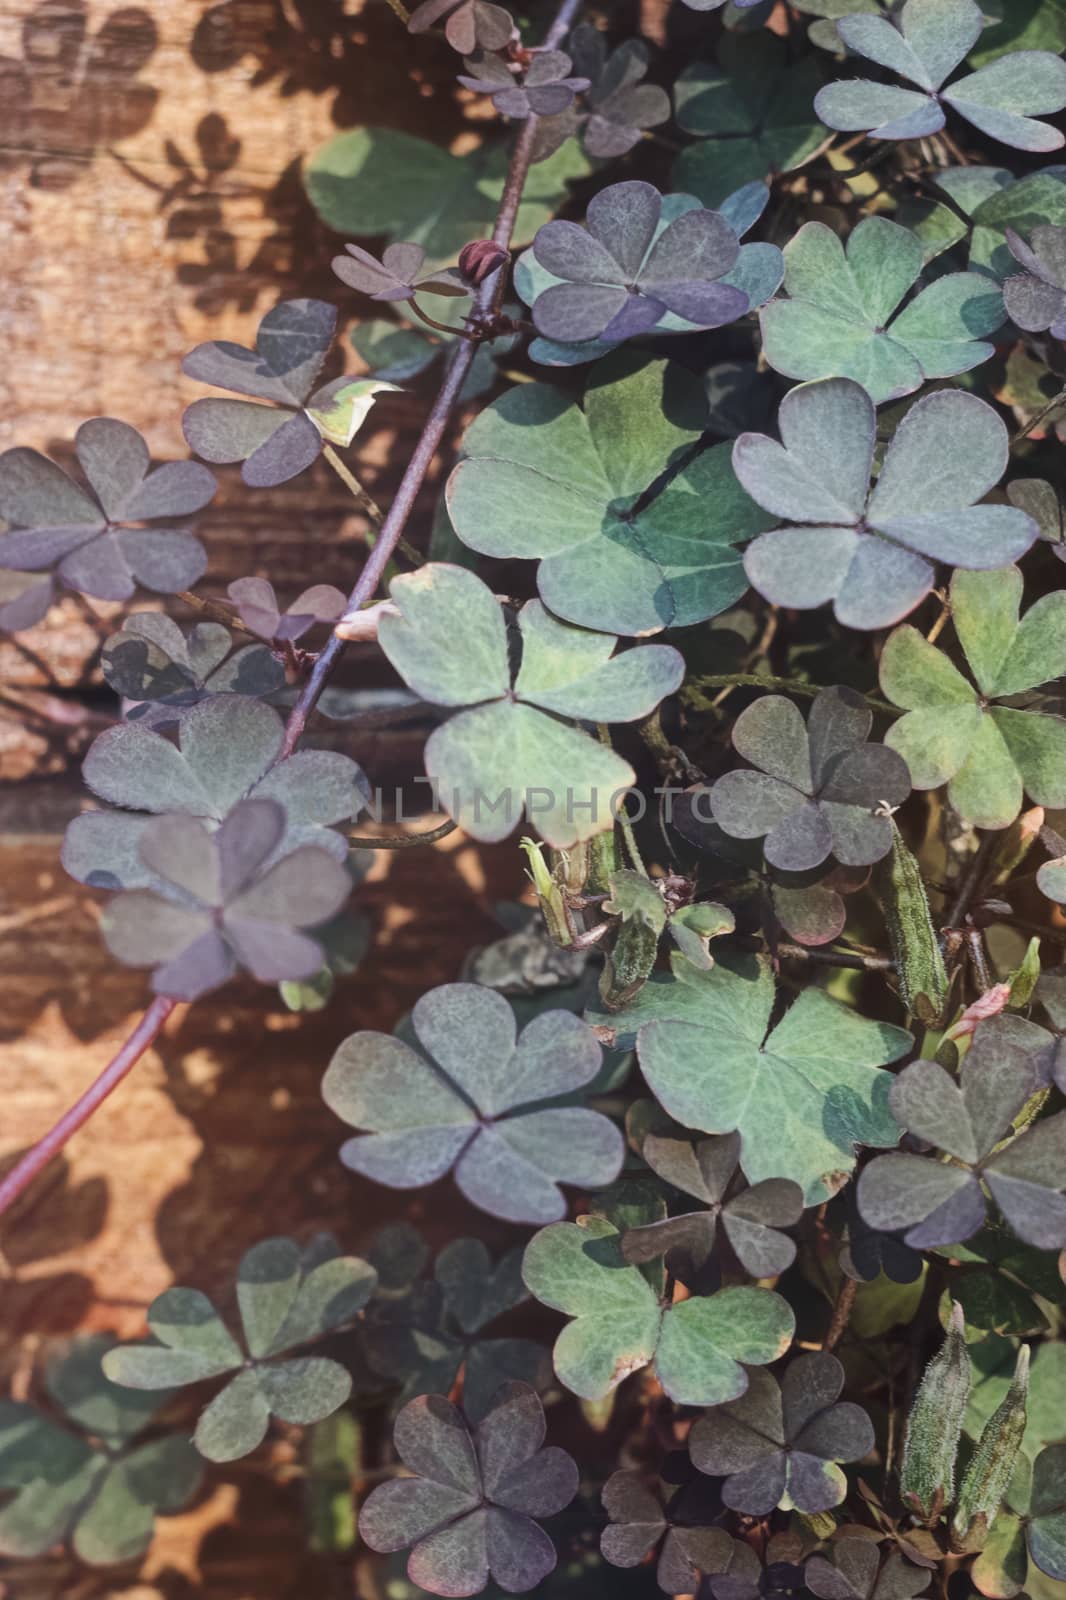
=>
[689,1353,875,1514]
[858,1019,1064,1249]
[736,378,1038,630]
[522,1214,795,1403]
[597,953,909,1203]
[447,353,776,637]
[760,217,1003,403]
[358,1385,578,1597]
[62,693,365,890]
[881,566,1066,829]
[102,1236,375,1462]
[376,562,684,845]
[0,418,214,627]
[675,34,825,206]
[322,982,623,1225]
[815,0,1066,151]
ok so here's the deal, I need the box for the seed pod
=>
[900,1302,970,1525]
[587,828,622,897]
[875,821,949,1025]
[519,836,571,947]
[950,1345,1030,1554]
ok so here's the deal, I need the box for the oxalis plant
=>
[4,0,1066,1592]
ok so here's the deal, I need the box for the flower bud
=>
[900,1301,970,1525]
[458,239,510,286]
[951,1345,1029,1554]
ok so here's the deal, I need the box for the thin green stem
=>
[686,672,898,716]
[381,0,411,21]
[322,444,422,567]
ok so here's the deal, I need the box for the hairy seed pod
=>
[875,821,949,1025]
[950,1345,1030,1554]
[587,828,622,897]
[900,1302,970,1525]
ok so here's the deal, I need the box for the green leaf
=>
[674,35,825,206]
[304,127,590,271]
[194,1369,272,1463]
[599,955,908,1202]
[446,353,775,636]
[521,1214,794,1402]
[377,564,684,846]
[760,217,1003,402]
[883,568,1066,828]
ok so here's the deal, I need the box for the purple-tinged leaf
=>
[323,984,621,1224]
[690,1354,872,1515]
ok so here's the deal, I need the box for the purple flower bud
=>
[458,239,510,286]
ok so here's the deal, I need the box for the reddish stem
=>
[1,0,582,1221]
[0,997,176,1218]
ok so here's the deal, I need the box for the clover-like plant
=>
[515,187,782,368]
[375,562,684,844]
[331,240,469,302]
[567,26,671,158]
[360,1237,550,1420]
[623,1111,804,1282]
[858,1019,1066,1249]
[527,180,748,343]
[102,1235,376,1462]
[357,1383,578,1598]
[99,798,353,1000]
[689,1354,875,1515]
[814,0,1066,150]
[457,50,590,119]
[62,693,364,890]
[322,981,624,1225]
[600,1470,734,1594]
[674,34,826,207]
[0,1337,201,1565]
[597,952,909,1203]
[880,566,1066,829]
[1003,225,1066,333]
[446,353,776,636]
[0,417,215,630]
[734,378,1039,630]
[804,1538,932,1599]
[227,576,346,643]
[709,687,911,872]
[759,217,1004,403]
[407,0,513,54]
[181,299,395,487]
[101,611,284,726]
[600,870,734,1007]
[522,1213,795,1403]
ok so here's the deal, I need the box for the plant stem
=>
[322,445,422,568]
[1011,382,1066,444]
[347,818,457,849]
[278,109,544,763]
[409,300,477,340]
[322,444,386,529]
[945,831,994,927]
[777,942,895,972]
[687,672,898,716]
[0,998,176,1218]
[824,1275,858,1352]
[381,0,411,21]
[1,2,578,1219]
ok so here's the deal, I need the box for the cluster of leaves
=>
[9,0,1066,1593]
